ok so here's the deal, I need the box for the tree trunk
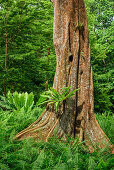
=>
[4,14,8,97]
[15,0,111,152]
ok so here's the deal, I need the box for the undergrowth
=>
[0,107,114,170]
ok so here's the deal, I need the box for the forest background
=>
[0,0,113,114]
[0,0,114,170]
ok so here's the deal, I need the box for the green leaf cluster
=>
[0,0,55,100]
[0,91,34,113]
[85,0,114,113]
[37,86,79,112]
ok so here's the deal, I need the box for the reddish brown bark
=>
[15,0,111,151]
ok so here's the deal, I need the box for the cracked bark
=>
[15,0,112,152]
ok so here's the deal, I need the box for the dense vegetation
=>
[0,92,114,169]
[0,0,113,113]
[0,0,114,169]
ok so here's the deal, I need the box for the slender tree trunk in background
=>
[15,0,111,152]
[46,47,50,82]
[4,15,8,97]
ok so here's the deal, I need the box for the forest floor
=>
[0,107,114,170]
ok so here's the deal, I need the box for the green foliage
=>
[0,0,55,100]
[37,86,79,112]
[0,105,113,170]
[85,0,114,113]
[0,91,34,113]
[0,0,113,113]
[96,113,114,143]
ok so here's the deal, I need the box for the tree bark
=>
[15,0,111,152]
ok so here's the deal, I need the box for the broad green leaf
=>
[13,92,20,110]
[24,92,34,113]
[19,93,25,109]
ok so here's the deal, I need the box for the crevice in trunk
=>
[74,36,80,137]
[74,0,80,137]
[68,22,71,52]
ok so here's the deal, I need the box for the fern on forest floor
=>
[0,91,35,113]
[0,107,114,170]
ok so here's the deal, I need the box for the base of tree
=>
[15,105,113,153]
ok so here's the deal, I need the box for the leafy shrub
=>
[0,91,34,113]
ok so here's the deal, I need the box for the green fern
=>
[0,91,34,113]
[0,94,15,110]
[37,86,79,112]
[24,92,34,113]
[0,108,113,170]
